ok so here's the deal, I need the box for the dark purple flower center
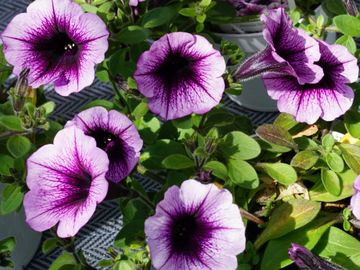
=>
[86,127,129,182]
[89,128,118,150]
[170,213,212,256]
[56,168,92,209]
[34,32,78,60]
[155,53,194,89]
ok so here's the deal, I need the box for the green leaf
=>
[114,260,134,270]
[6,135,31,158]
[261,217,336,270]
[0,115,23,131]
[108,49,136,78]
[0,184,24,215]
[290,150,319,170]
[203,161,228,180]
[0,45,11,85]
[339,144,360,174]
[345,110,360,138]
[254,199,321,249]
[122,198,151,224]
[227,158,259,189]
[42,238,59,254]
[142,6,177,28]
[40,101,56,116]
[49,252,77,270]
[115,218,145,245]
[205,111,235,128]
[334,15,360,37]
[294,137,319,151]
[336,35,356,54]
[256,124,298,151]
[97,1,113,13]
[314,227,360,269]
[221,131,261,160]
[81,100,114,111]
[321,0,346,16]
[206,1,236,23]
[310,168,357,202]
[258,163,297,185]
[132,102,148,120]
[274,113,298,131]
[326,152,344,172]
[0,154,15,176]
[322,134,335,150]
[0,237,15,253]
[321,168,341,196]
[179,7,196,17]
[162,154,193,169]
[117,26,150,45]
[141,140,187,170]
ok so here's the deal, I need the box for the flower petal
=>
[24,126,109,237]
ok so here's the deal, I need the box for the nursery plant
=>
[0,0,360,269]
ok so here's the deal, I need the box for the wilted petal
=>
[145,179,245,270]
[24,127,109,237]
[134,32,226,120]
[1,0,109,96]
[65,107,143,183]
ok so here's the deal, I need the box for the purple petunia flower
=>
[235,8,323,85]
[228,0,288,16]
[351,176,360,219]
[1,0,109,96]
[65,107,143,183]
[288,243,344,270]
[145,179,245,270]
[134,32,226,121]
[263,40,358,124]
[24,127,109,238]
[129,0,145,7]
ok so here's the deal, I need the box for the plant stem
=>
[240,208,265,225]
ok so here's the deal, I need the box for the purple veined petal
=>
[134,32,226,120]
[351,176,360,220]
[227,0,288,16]
[263,39,358,124]
[235,8,324,84]
[1,0,109,96]
[65,107,143,183]
[24,126,109,237]
[144,179,245,270]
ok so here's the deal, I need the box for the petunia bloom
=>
[65,106,143,183]
[1,0,109,96]
[351,176,360,219]
[134,32,226,120]
[228,0,288,16]
[235,8,323,85]
[24,127,109,238]
[144,179,245,270]
[288,243,344,270]
[263,40,358,124]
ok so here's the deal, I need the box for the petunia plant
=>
[1,0,360,269]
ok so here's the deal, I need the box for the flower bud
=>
[343,0,358,16]
[288,243,344,270]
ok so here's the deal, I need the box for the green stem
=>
[239,208,265,225]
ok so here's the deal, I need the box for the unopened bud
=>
[343,0,358,16]
[12,69,30,113]
[288,243,344,270]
